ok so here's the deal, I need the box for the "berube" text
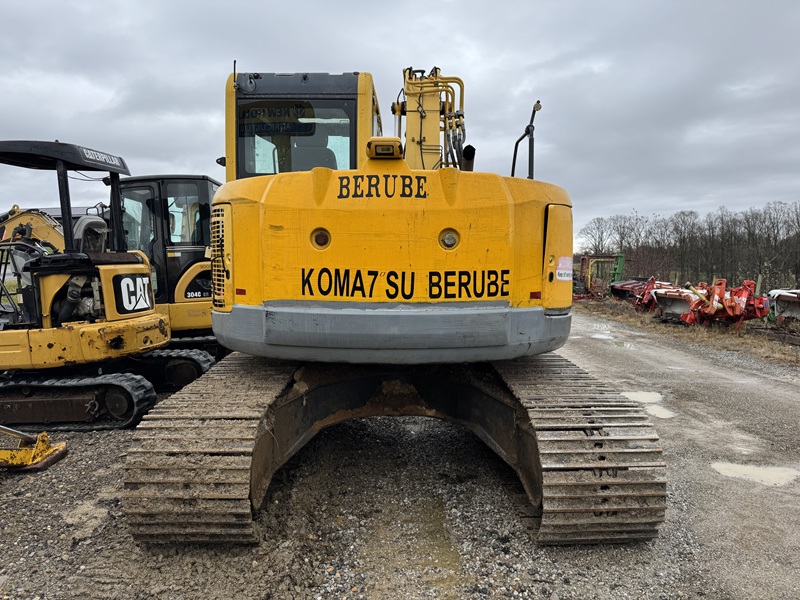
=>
[337,175,427,199]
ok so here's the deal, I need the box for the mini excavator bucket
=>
[0,424,68,471]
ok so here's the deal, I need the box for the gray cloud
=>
[1,1,798,241]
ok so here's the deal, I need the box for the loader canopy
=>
[0,140,130,253]
[0,141,129,175]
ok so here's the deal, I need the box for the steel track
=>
[494,354,666,543]
[124,355,295,543]
[123,352,666,545]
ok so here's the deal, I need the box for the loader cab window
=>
[120,184,158,294]
[237,99,355,178]
[120,185,157,256]
[165,181,209,246]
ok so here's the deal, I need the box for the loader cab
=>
[118,175,219,305]
[224,72,382,181]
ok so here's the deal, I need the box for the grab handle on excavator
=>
[511,100,542,179]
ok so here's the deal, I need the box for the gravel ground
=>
[1,311,798,600]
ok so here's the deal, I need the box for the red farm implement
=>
[610,277,676,314]
[612,277,771,327]
[675,279,769,326]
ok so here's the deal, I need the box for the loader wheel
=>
[105,388,134,420]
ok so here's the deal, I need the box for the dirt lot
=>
[1,308,799,599]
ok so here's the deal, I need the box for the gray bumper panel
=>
[213,302,571,364]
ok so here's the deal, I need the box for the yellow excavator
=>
[0,141,211,429]
[0,205,65,249]
[125,68,666,545]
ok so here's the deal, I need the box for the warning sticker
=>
[556,256,573,281]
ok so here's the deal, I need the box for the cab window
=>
[165,181,207,246]
[237,99,355,177]
[120,185,157,256]
[120,184,159,294]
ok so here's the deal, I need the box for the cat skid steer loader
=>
[125,68,666,545]
[0,141,210,430]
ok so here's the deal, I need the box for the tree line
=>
[578,202,800,292]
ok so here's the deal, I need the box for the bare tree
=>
[668,210,701,283]
[785,202,800,284]
[577,202,800,289]
[579,217,614,254]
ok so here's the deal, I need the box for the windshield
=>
[236,99,355,177]
[165,180,209,246]
[120,185,156,256]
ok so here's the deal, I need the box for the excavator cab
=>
[225,74,378,180]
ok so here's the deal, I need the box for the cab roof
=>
[0,140,130,175]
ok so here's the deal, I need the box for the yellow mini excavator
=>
[118,174,225,359]
[125,68,666,545]
[0,141,211,429]
[2,174,225,360]
[0,204,65,250]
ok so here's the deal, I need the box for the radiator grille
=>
[210,207,226,308]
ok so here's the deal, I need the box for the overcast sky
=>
[1,1,798,246]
